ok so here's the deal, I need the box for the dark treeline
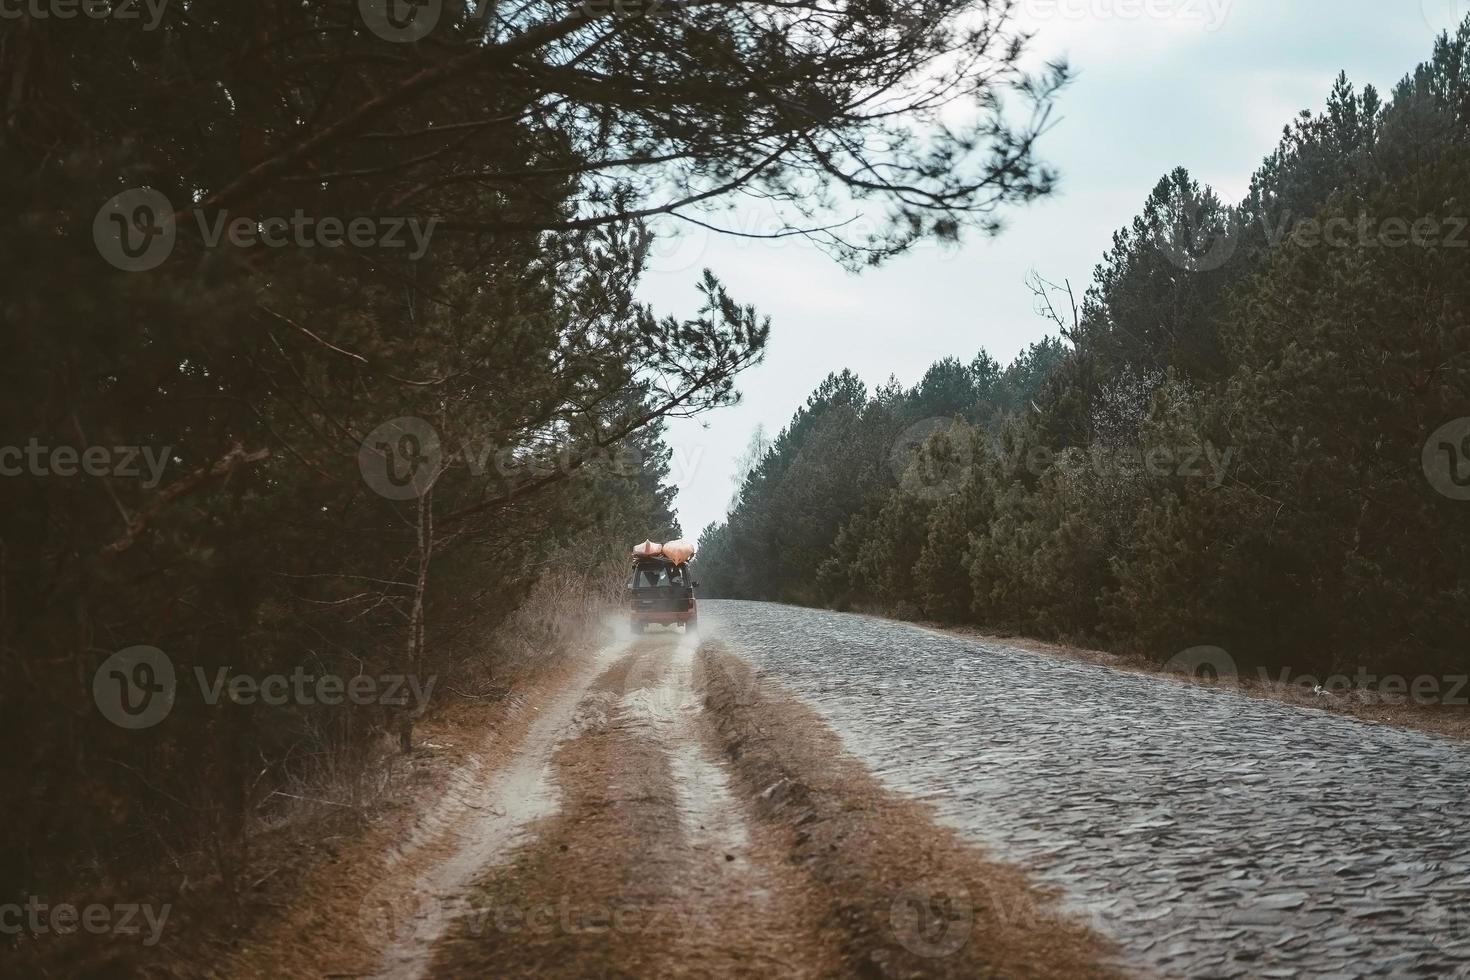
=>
[0,0,1064,926]
[701,22,1470,680]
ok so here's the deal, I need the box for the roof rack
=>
[630,553,678,566]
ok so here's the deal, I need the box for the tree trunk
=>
[402,486,433,753]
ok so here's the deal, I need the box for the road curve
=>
[700,599,1470,979]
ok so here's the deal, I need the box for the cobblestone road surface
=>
[702,600,1470,978]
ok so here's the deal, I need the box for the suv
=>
[628,556,698,633]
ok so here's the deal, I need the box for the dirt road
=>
[220,624,1121,979]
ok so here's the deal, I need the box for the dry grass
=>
[466,556,625,684]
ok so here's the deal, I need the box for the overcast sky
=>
[639,0,1467,539]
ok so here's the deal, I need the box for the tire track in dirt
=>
[427,632,835,977]
[628,630,829,976]
[359,640,628,980]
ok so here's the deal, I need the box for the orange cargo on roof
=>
[661,539,695,565]
[630,539,696,565]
